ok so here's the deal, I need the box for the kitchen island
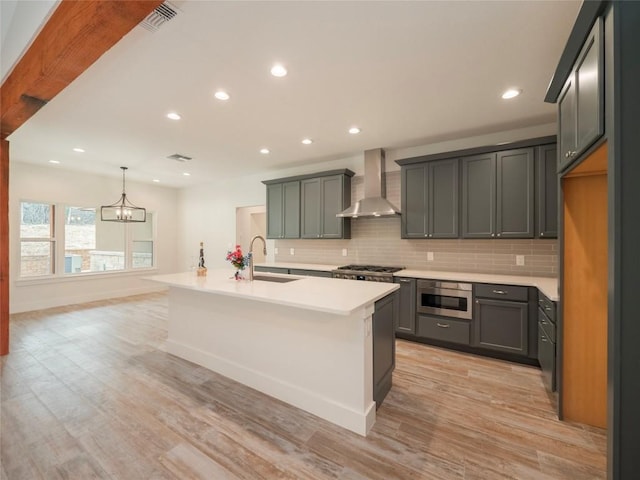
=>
[145,270,399,436]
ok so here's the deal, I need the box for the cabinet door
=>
[461,153,496,238]
[474,298,529,355]
[300,178,321,238]
[394,277,416,334]
[282,181,300,238]
[373,292,398,407]
[266,183,283,239]
[558,74,577,171]
[401,164,428,238]
[496,148,534,238]
[429,159,459,238]
[538,322,556,392]
[536,145,558,238]
[320,175,343,239]
[575,18,603,156]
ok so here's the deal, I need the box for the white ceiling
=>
[6,0,580,188]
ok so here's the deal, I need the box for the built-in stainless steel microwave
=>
[417,280,473,320]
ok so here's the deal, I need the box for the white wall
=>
[10,162,180,313]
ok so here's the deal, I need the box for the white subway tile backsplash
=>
[274,171,558,277]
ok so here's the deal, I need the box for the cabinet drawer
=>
[538,308,556,343]
[475,283,528,302]
[417,315,470,345]
[537,293,556,323]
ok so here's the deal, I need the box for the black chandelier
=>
[100,167,147,222]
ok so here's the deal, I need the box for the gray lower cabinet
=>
[461,148,534,238]
[536,144,558,238]
[301,174,351,239]
[254,266,289,274]
[537,292,557,392]
[288,268,332,278]
[473,297,529,356]
[401,159,458,239]
[372,291,398,407]
[394,277,416,334]
[558,17,603,171]
[265,181,300,239]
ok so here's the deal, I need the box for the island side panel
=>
[166,286,376,436]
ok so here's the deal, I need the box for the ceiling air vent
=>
[168,153,192,162]
[140,2,179,32]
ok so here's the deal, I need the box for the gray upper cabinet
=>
[301,173,352,239]
[462,148,534,239]
[461,153,496,238]
[536,144,558,238]
[496,148,535,238]
[558,17,603,171]
[266,181,300,239]
[401,159,458,239]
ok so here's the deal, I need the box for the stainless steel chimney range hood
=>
[337,148,401,218]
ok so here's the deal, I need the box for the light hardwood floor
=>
[1,292,606,479]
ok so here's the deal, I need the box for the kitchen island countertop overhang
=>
[145,270,399,436]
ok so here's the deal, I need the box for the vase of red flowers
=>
[225,245,251,280]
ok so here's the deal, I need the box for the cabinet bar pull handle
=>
[398,279,411,283]
[541,336,548,342]
[492,289,507,295]
[436,323,450,328]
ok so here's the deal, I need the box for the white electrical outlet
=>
[290,248,295,256]
[342,249,348,257]
[516,255,525,266]
[274,247,278,255]
[427,251,434,261]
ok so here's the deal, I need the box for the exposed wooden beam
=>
[0,0,162,138]
[0,0,162,355]
[0,139,8,355]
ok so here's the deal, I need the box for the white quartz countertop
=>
[255,262,342,272]
[396,270,558,301]
[145,270,399,316]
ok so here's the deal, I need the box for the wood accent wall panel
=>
[0,139,8,355]
[562,143,608,428]
[0,0,162,138]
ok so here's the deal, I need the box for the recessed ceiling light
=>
[152,179,160,183]
[348,127,361,135]
[260,148,270,154]
[501,88,522,99]
[183,172,191,176]
[167,112,181,120]
[214,90,230,101]
[73,147,85,153]
[301,138,313,145]
[48,160,60,164]
[270,64,287,77]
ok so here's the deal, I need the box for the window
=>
[20,202,55,277]
[132,212,154,268]
[19,201,155,278]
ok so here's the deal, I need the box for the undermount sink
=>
[252,275,300,283]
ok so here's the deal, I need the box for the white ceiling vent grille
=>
[140,2,179,32]
[168,153,192,162]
